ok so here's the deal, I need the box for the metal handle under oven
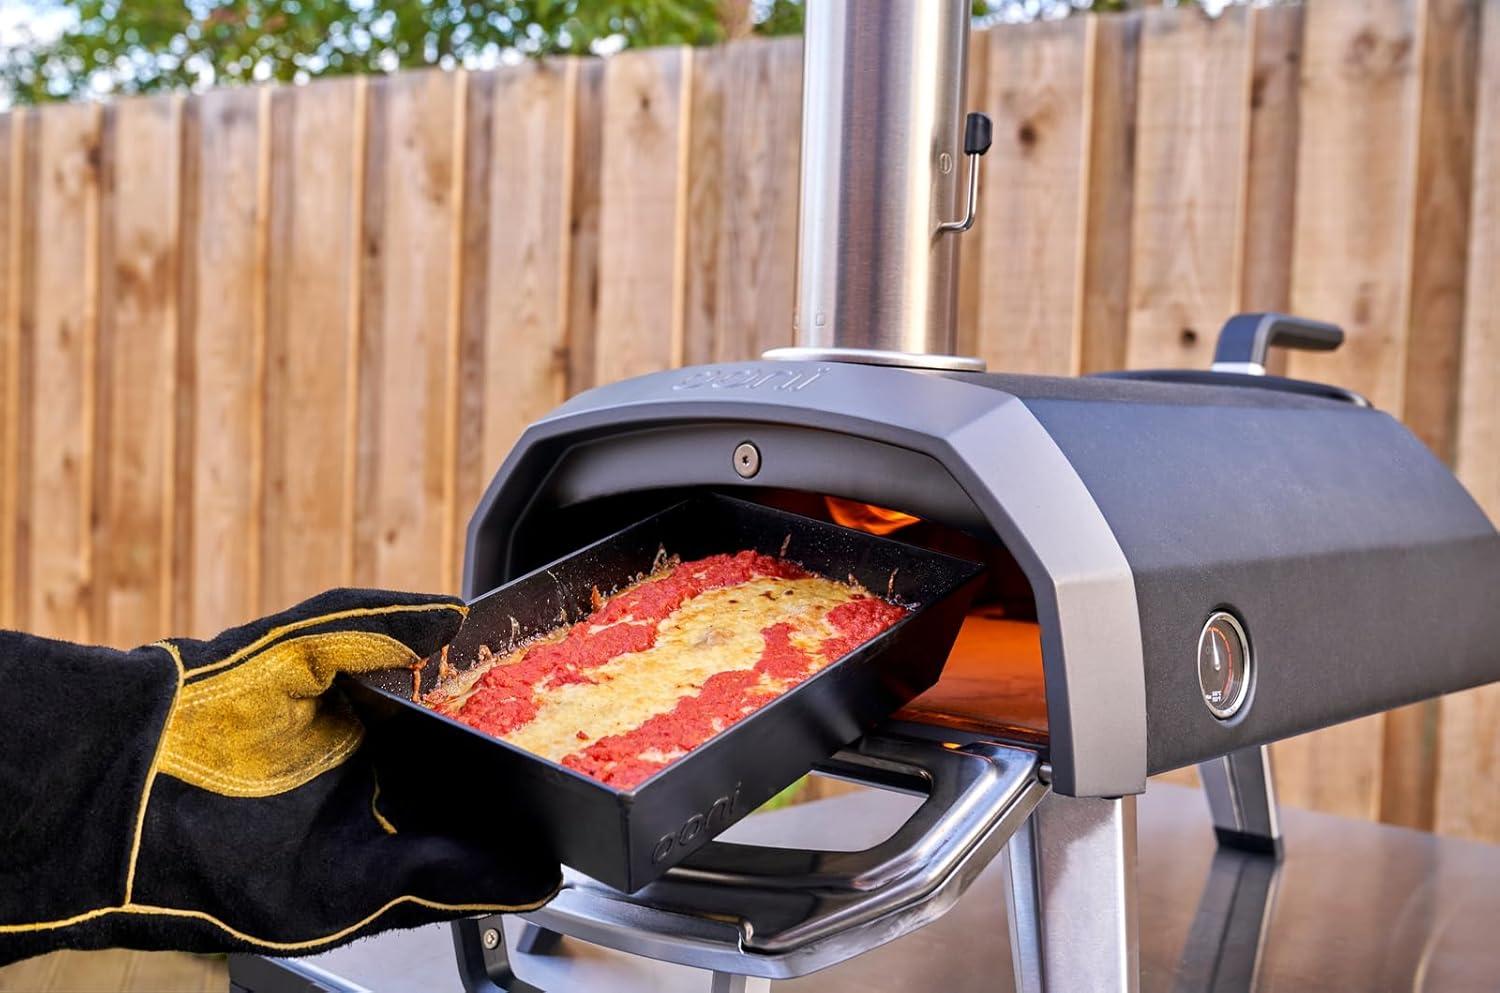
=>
[507,732,1047,981]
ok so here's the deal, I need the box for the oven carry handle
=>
[670,733,1041,896]
[1210,312,1344,375]
[520,733,1046,977]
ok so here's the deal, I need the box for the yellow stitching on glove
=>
[371,776,398,835]
[158,631,420,798]
[0,882,564,944]
[124,643,187,903]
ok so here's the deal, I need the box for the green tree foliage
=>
[1,0,807,103]
[2,0,1200,105]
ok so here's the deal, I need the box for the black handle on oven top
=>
[1211,312,1344,374]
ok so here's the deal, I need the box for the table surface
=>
[282,782,1500,992]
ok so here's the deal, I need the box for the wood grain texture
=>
[681,43,726,367]
[566,59,606,395]
[176,87,267,636]
[1278,0,1424,823]
[456,60,576,525]
[261,77,363,611]
[1286,0,1420,405]
[17,102,100,640]
[712,36,802,361]
[1125,6,1252,371]
[975,17,1090,375]
[1438,0,1500,843]
[353,69,463,592]
[594,47,692,381]
[0,950,223,992]
[1238,5,1304,326]
[93,94,180,648]
[1077,12,1141,374]
[1380,0,1480,833]
[1400,0,1480,464]
[0,111,20,631]
[452,65,496,548]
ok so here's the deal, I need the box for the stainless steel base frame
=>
[1001,794,1140,993]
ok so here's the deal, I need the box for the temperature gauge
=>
[1198,611,1251,719]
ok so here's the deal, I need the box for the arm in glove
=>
[0,589,560,966]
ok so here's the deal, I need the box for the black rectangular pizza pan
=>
[344,494,983,892]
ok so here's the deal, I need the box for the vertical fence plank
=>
[354,70,463,593]
[1277,0,1425,823]
[1439,0,1500,843]
[1078,13,1141,374]
[261,78,363,611]
[453,67,495,545]
[566,60,606,396]
[1381,0,1481,833]
[1287,2,1420,404]
[594,47,692,381]
[18,103,100,641]
[681,44,726,367]
[1400,0,1480,464]
[1238,5,1304,328]
[976,18,1090,375]
[93,95,179,648]
[0,112,19,631]
[454,60,577,529]
[1125,7,1252,371]
[713,36,802,361]
[176,88,267,636]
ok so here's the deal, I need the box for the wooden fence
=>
[1,1,1498,841]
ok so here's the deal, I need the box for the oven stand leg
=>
[1001,794,1139,993]
[451,917,545,993]
[709,974,771,993]
[1198,745,1283,859]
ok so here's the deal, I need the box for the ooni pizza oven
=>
[446,2,1500,988]
[238,1,1500,990]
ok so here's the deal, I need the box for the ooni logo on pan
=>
[652,785,742,863]
[673,366,830,392]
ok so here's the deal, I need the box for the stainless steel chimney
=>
[774,0,983,370]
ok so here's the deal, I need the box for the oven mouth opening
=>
[515,487,1049,748]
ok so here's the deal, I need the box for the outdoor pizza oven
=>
[425,3,1500,989]
[464,346,1500,803]
[449,335,1500,991]
[448,3,1500,991]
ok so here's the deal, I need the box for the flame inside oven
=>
[824,497,922,536]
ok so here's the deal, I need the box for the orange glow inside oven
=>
[823,497,922,536]
[761,490,1049,739]
[899,607,1048,738]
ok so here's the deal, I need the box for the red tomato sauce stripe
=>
[450,552,810,738]
[562,596,907,789]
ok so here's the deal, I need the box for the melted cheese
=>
[497,576,859,762]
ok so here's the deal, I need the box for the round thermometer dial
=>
[1198,611,1251,719]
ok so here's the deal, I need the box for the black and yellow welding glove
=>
[0,589,560,967]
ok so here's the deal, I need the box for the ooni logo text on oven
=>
[672,367,829,392]
[651,785,742,863]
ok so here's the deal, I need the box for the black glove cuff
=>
[0,634,178,936]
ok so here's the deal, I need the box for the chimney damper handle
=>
[1210,312,1345,376]
[938,112,993,235]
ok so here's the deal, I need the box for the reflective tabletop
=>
[264,782,1500,992]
